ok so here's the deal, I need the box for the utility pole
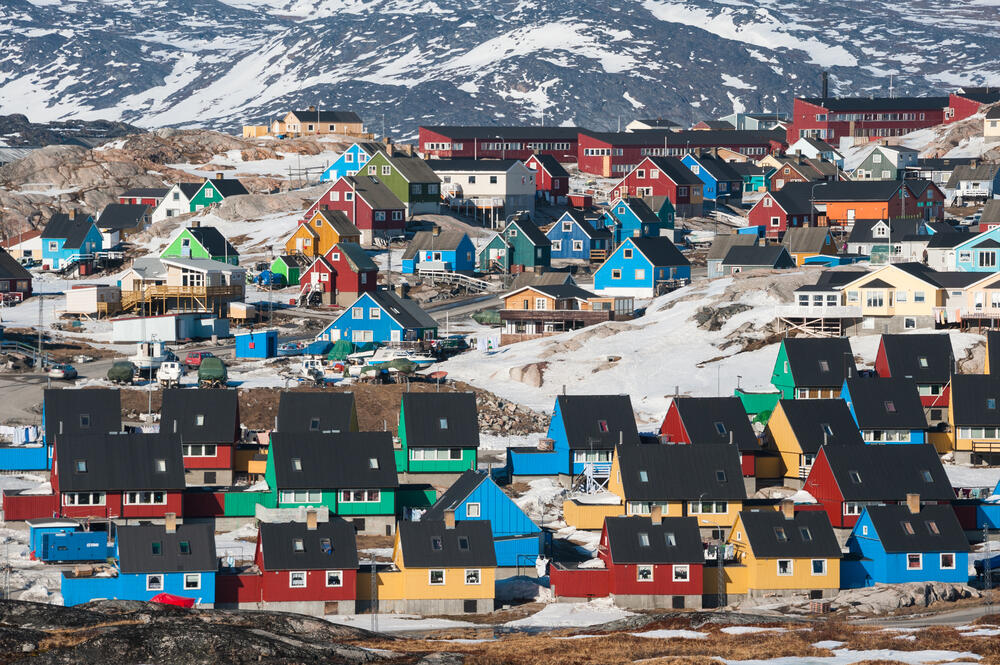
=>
[370,556,378,632]
[717,533,726,608]
[985,524,993,615]
[36,295,43,372]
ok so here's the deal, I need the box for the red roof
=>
[3,229,41,247]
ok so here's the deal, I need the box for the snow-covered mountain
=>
[2,0,998,136]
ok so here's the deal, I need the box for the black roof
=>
[422,125,583,140]
[40,213,95,249]
[739,510,841,559]
[672,397,759,452]
[989,331,1000,380]
[528,154,569,178]
[290,110,361,123]
[367,290,438,330]
[186,226,237,257]
[56,433,185,492]
[269,432,399,490]
[628,237,690,268]
[401,393,479,449]
[44,388,121,445]
[981,200,1000,225]
[688,154,742,182]
[879,334,954,384]
[949,374,1000,426]
[176,182,203,199]
[721,245,795,268]
[887,262,982,289]
[814,180,907,202]
[260,518,359,571]
[203,177,248,197]
[508,217,551,247]
[864,504,969,554]
[421,470,489,521]
[0,248,31,281]
[97,203,149,231]
[617,443,747,501]
[276,392,357,433]
[783,337,856,389]
[767,183,816,216]
[583,129,783,148]
[604,516,703,564]
[957,88,1000,104]
[912,157,979,170]
[819,444,953,502]
[117,523,216,574]
[532,284,597,301]
[160,389,238,444]
[555,395,640,450]
[847,219,923,244]
[774,399,864,453]
[402,229,471,259]
[645,157,704,186]
[801,96,950,112]
[844,377,927,430]
[120,187,169,199]
[557,210,611,240]
[398,520,496,568]
[926,232,969,249]
[609,197,662,226]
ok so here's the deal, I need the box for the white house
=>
[787,137,844,168]
[426,159,536,218]
[151,183,202,223]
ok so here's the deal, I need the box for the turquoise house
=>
[955,226,1000,272]
[320,142,381,182]
[593,237,690,298]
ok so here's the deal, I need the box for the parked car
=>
[47,364,77,380]
[107,361,136,385]
[185,351,214,369]
[197,357,227,387]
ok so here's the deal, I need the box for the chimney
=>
[215,172,224,180]
[822,71,829,99]
[710,147,718,158]
[906,493,920,514]
[69,209,76,221]
[385,142,394,157]
[190,219,201,228]
[780,500,795,520]
[306,509,318,530]
[164,512,177,533]
[444,509,456,529]
[308,105,316,112]
[650,505,662,525]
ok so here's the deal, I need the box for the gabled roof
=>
[383,153,441,183]
[174,182,203,199]
[604,516,704,564]
[344,175,405,211]
[671,397,759,452]
[96,203,148,231]
[879,334,954,384]
[366,290,438,330]
[800,96,950,112]
[555,395,640,449]
[981,199,1000,225]
[314,209,362,238]
[398,520,496,568]
[120,187,169,199]
[276,254,313,269]
[553,210,610,240]
[533,284,597,301]
[844,377,927,430]
[44,388,121,444]
[729,161,773,177]
[0,248,31,281]
[766,182,817,216]
[783,227,832,254]
[609,198,661,226]
[276,391,357,433]
[739,510,841,559]
[201,177,248,198]
[783,337,856,389]
[693,120,735,130]
[183,226,237,258]
[160,389,238,445]
[56,433,185,492]
[819,444,953,502]
[401,392,479,449]
[3,229,41,248]
[864,505,969,554]
[775,399,865,453]
[949,374,1000,426]
[947,163,1000,187]
[707,234,756,261]
[402,229,470,260]
[926,232,970,249]
[618,443,747,501]
[847,219,923,244]
[159,256,243,274]
[332,242,378,272]
[117,523,216,574]
[889,262,982,288]
[289,110,361,123]
[421,470,490,521]
[627,237,690,268]
[508,216,551,247]
[269,432,399,490]
[987,107,1000,120]
[721,245,794,268]
[796,137,839,153]
[527,154,569,178]
[260,518,359,571]
[40,213,95,249]
[644,157,703,186]
[508,270,574,290]
[686,154,742,182]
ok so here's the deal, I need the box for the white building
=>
[426,159,536,219]
[151,183,203,223]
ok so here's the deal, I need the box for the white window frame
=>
[326,570,343,587]
[62,492,106,506]
[429,569,446,585]
[464,568,481,585]
[289,571,307,588]
[811,559,827,576]
[777,559,794,576]
[636,564,654,582]
[907,553,922,570]
[146,574,164,591]
[940,553,955,570]
[465,502,481,518]
[124,491,167,506]
[672,564,689,582]
[184,573,201,590]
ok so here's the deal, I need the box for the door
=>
[181,238,191,258]
[390,330,401,342]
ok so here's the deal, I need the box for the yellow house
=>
[284,210,362,258]
[242,125,269,138]
[358,516,496,614]
[781,227,838,266]
[946,374,1000,461]
[763,399,865,486]
[724,506,841,600]
[840,263,946,330]
[275,109,365,137]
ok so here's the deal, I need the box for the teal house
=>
[477,215,551,272]
[396,392,479,479]
[40,212,102,271]
[189,176,248,211]
[955,226,1000,272]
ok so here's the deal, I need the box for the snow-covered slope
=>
[2,0,998,135]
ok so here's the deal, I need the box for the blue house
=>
[420,470,544,567]
[235,329,278,359]
[681,153,743,204]
[62,522,217,607]
[545,210,612,261]
[601,198,662,245]
[401,229,476,274]
[594,237,690,298]
[842,504,969,588]
[28,518,114,563]
[40,212,102,270]
[506,395,640,480]
[316,290,438,344]
[955,226,1000,272]
[320,142,381,182]
[841,377,927,444]
[978,478,1000,529]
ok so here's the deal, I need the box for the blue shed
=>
[0,443,49,471]
[545,210,612,262]
[401,229,476,274]
[420,470,544,567]
[977,478,1000,528]
[594,237,690,298]
[28,519,115,563]
[320,142,379,182]
[841,377,927,444]
[842,504,970,588]
[235,330,278,359]
[315,290,438,344]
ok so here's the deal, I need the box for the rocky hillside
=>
[0,114,142,148]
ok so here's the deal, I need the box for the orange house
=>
[813,181,918,228]
[284,209,362,258]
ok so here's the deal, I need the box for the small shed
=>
[235,330,278,358]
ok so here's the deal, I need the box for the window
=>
[309,418,321,432]
[368,165,377,175]
[75,459,87,473]
[811,559,826,576]
[151,541,162,556]
[368,457,379,469]
[623,249,633,259]
[989,398,997,410]
[184,573,201,590]
[429,569,446,585]
[154,458,166,473]
[777,559,793,576]
[280,490,322,503]
[774,527,788,542]
[431,536,443,551]
[672,564,689,581]
[715,470,727,483]
[178,540,191,555]
[62,492,105,506]
[611,269,621,280]
[634,268,645,281]
[370,307,381,319]
[849,470,862,484]
[352,307,363,319]
[326,570,343,587]
[465,568,481,585]
[901,521,915,535]
[468,175,476,184]
[763,197,772,207]
[183,444,217,457]
[771,217,780,227]
[940,553,955,570]
[572,240,583,251]
[146,574,164,591]
[926,520,940,535]
[636,564,653,581]
[844,502,865,516]
[374,211,386,221]
[290,571,307,587]
[461,500,482,518]
[920,469,933,483]
[551,240,562,251]
[665,532,676,547]
[458,536,470,551]
[638,532,650,547]
[292,458,302,471]
[884,401,896,413]
[689,500,727,514]
[489,175,498,184]
[124,491,167,505]
[381,165,391,176]
[907,553,922,570]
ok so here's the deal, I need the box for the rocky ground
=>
[0,114,142,148]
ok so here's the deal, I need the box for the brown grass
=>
[36,619,145,650]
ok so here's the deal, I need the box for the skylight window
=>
[439,418,448,429]
[714,422,727,436]
[431,537,442,551]
[818,360,830,373]
[715,470,727,483]
[884,401,896,413]
[369,457,379,469]
[665,532,676,546]
[598,420,609,433]
[309,418,321,431]
[293,538,304,552]
[320,538,332,553]
[926,521,939,535]
[821,423,833,437]
[458,536,470,551]
[195,414,205,426]
[773,527,787,542]
[799,527,812,542]
[74,459,87,473]
[292,458,302,471]
[154,459,166,473]
[638,532,650,547]
[179,541,191,555]
[639,470,648,482]
[920,469,933,483]
[849,470,862,484]
[918,357,928,368]
[901,521,915,535]
[989,398,997,410]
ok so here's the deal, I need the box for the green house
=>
[189,176,249,212]
[770,337,856,400]
[270,254,312,286]
[396,392,479,476]
[476,215,551,272]
[361,151,441,215]
[265,431,399,535]
[161,226,239,265]
[853,146,919,181]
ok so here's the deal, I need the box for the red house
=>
[161,389,238,487]
[747,185,815,240]
[52,432,185,520]
[306,176,405,247]
[418,126,581,162]
[803,444,954,529]
[609,157,704,218]
[946,89,1000,124]
[118,187,169,206]
[0,248,33,301]
[659,397,760,478]
[216,515,359,616]
[787,96,948,144]
[874,334,953,426]
[550,513,704,609]
[301,243,379,307]
[523,154,569,203]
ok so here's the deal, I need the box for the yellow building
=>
[947,374,1000,462]
[781,227,838,266]
[242,125,269,138]
[274,109,366,137]
[763,399,865,486]
[358,516,496,614]
[284,210,362,258]
[840,263,946,331]
[724,506,841,600]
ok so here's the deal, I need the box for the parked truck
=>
[197,357,228,387]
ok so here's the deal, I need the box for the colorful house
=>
[841,376,927,444]
[545,210,612,262]
[763,399,864,487]
[420,470,542,568]
[853,145,919,181]
[948,374,1000,463]
[782,227,838,266]
[360,517,496,614]
[476,216,551,273]
[41,388,121,468]
[397,393,479,481]
[160,388,238,487]
[96,203,150,247]
[746,184,815,240]
[680,153,743,203]
[160,226,239,265]
[707,235,757,278]
[40,212,102,270]
[593,237,690,298]
[954,226,1000,272]
[875,334,953,428]
[276,391,359,433]
[842,502,969,588]
[284,209,362,258]
[600,198,662,245]
[320,142,383,182]
[118,187,169,207]
[270,254,312,286]
[730,162,774,193]
[812,180,931,228]
[315,290,437,343]
[151,182,202,223]
[609,157,705,218]
[300,243,378,307]
[770,337,856,399]
[188,176,249,211]
[0,249,31,301]
[401,230,476,274]
[550,514,704,609]
[659,396,762,483]
[308,176,406,247]
[524,153,570,203]
[62,521,216,607]
[498,283,633,345]
[360,151,441,215]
